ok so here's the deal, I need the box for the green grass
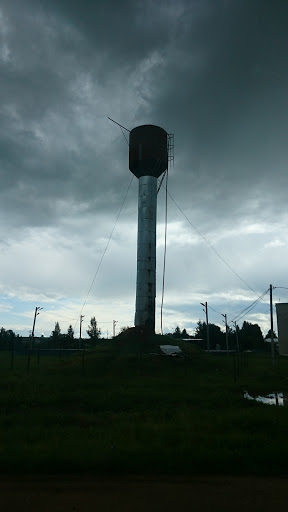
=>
[0,340,288,475]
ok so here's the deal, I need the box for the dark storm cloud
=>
[142,1,288,199]
[0,1,85,228]
[1,0,174,222]
[2,0,288,336]
[35,0,176,71]
[1,0,288,235]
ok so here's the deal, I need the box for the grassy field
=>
[0,338,287,476]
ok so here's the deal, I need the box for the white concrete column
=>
[135,175,157,331]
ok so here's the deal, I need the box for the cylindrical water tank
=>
[129,125,168,179]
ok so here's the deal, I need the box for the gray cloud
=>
[0,0,288,335]
[2,0,287,223]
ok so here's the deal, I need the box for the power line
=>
[107,117,130,133]
[179,305,202,313]
[208,304,222,316]
[231,293,269,325]
[41,310,77,323]
[230,288,270,325]
[167,191,269,303]
[157,170,167,194]
[231,297,264,323]
[74,175,134,332]
[120,126,129,146]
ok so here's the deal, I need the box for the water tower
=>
[129,125,170,333]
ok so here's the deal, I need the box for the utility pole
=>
[232,320,240,379]
[270,284,275,360]
[221,313,229,355]
[232,321,240,353]
[113,320,118,338]
[200,302,209,351]
[79,315,85,350]
[80,314,86,376]
[27,306,43,375]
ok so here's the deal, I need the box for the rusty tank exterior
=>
[129,125,168,179]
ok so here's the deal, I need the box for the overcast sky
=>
[1,0,288,338]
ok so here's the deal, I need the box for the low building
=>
[160,345,183,357]
[275,303,288,356]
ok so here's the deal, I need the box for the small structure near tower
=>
[276,303,288,356]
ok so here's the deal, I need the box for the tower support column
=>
[135,175,157,331]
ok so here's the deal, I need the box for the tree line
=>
[167,321,277,351]
[0,317,277,351]
[48,316,101,348]
[0,317,102,350]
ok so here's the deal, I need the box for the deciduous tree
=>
[172,326,182,338]
[240,321,264,350]
[67,324,74,339]
[195,321,225,349]
[264,329,277,339]
[87,317,101,340]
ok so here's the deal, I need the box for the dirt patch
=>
[0,474,287,511]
